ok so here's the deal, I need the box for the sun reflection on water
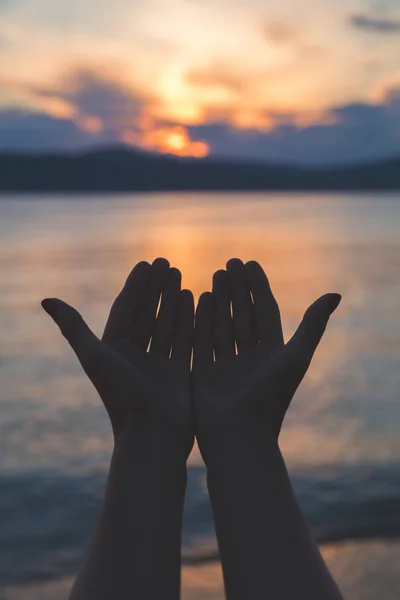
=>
[0,193,400,474]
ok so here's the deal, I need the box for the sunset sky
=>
[0,0,399,163]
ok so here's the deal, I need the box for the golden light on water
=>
[3,194,399,472]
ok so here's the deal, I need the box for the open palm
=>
[193,259,341,458]
[42,258,194,453]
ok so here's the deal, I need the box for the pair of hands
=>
[42,257,341,462]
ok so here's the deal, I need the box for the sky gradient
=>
[0,0,399,163]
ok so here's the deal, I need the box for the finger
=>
[42,298,103,373]
[267,293,341,436]
[102,261,151,344]
[193,292,214,369]
[287,293,342,369]
[212,270,235,358]
[136,257,170,349]
[245,261,283,351]
[172,289,195,368]
[150,267,182,356]
[226,258,254,352]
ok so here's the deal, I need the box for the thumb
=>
[267,293,341,436]
[288,293,341,364]
[41,298,102,371]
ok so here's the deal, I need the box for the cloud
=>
[349,14,400,34]
[187,86,400,165]
[0,79,399,165]
[34,67,149,132]
[0,67,149,151]
[0,67,209,156]
[0,110,102,151]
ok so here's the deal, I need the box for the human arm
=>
[193,258,343,600]
[42,259,194,600]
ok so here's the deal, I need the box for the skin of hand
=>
[193,257,341,461]
[192,258,343,600]
[42,257,194,456]
[42,258,195,600]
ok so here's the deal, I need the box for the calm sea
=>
[1,193,400,586]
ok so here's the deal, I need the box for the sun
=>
[167,129,187,152]
[122,124,209,158]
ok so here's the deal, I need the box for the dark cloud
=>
[37,68,146,130]
[65,69,143,125]
[187,88,400,165]
[350,14,400,33]
[0,68,153,152]
[0,110,103,152]
[0,86,399,165]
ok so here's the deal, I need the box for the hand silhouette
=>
[193,258,341,460]
[42,258,194,455]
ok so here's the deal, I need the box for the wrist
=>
[114,418,192,464]
[197,413,278,467]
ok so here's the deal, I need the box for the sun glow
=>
[122,125,209,157]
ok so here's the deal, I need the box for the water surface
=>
[1,193,399,585]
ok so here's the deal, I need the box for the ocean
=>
[1,193,399,597]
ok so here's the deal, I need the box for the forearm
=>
[70,422,187,600]
[205,428,343,600]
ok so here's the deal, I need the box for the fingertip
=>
[41,298,59,319]
[212,269,228,289]
[318,293,342,313]
[180,290,195,328]
[196,291,213,316]
[181,288,194,304]
[152,257,170,270]
[198,291,213,303]
[330,292,342,303]
[245,260,261,270]
[135,260,151,270]
[180,289,195,320]
[226,258,243,271]
[169,267,182,286]
[125,261,151,283]
[245,260,267,278]
[245,260,270,287]
[214,269,227,280]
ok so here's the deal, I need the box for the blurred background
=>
[0,1,400,599]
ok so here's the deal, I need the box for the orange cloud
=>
[122,124,208,157]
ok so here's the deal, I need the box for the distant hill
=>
[0,147,399,192]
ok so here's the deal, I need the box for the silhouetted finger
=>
[193,292,214,369]
[136,257,170,349]
[42,298,103,374]
[288,293,341,358]
[226,258,254,352]
[245,261,283,351]
[285,294,342,380]
[172,289,195,367]
[212,270,235,358]
[42,297,143,422]
[269,293,341,435]
[102,261,151,344]
[150,268,181,355]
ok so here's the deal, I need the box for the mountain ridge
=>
[0,146,399,192]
